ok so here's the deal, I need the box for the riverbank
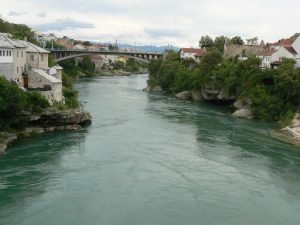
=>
[0,108,92,153]
[144,85,300,147]
[94,68,148,77]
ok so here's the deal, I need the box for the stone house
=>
[18,40,49,70]
[0,33,27,86]
[180,48,206,63]
[28,69,63,104]
[0,33,64,104]
[90,55,105,72]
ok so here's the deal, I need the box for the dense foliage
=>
[0,77,49,130]
[148,50,300,122]
[0,17,37,44]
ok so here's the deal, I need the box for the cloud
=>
[2,0,300,46]
[37,12,47,18]
[8,11,27,16]
[33,18,95,31]
[145,28,183,38]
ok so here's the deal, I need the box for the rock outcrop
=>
[279,113,300,144]
[0,108,92,153]
[29,108,92,127]
[191,90,202,102]
[200,83,235,102]
[175,91,192,100]
[143,85,163,93]
[232,99,253,119]
[0,132,18,153]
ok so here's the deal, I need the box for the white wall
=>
[292,36,300,56]
[180,51,197,60]
[271,47,295,62]
[0,48,13,63]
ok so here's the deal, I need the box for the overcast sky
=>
[1,0,299,47]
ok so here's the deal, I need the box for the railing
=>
[47,48,162,55]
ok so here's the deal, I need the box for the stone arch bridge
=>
[50,49,163,63]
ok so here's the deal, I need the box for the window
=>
[30,55,34,61]
[9,51,11,56]
[41,55,44,62]
[7,50,9,56]
[3,51,5,56]
[17,51,19,58]
[0,51,2,56]
[21,51,23,58]
[21,66,23,72]
[17,66,19,74]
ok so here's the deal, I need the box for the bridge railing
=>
[47,48,162,55]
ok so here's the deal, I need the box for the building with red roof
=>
[180,48,206,63]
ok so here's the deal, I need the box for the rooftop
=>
[18,40,49,53]
[0,33,27,49]
[33,69,62,83]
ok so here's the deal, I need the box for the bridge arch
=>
[50,49,162,63]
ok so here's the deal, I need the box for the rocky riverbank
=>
[144,84,300,147]
[272,113,300,146]
[0,108,92,153]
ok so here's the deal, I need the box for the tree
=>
[214,36,227,53]
[230,36,244,45]
[199,35,214,48]
[246,37,259,45]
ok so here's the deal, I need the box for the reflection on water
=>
[1,74,300,225]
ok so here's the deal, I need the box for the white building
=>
[180,48,206,63]
[0,33,27,86]
[0,33,64,104]
[261,34,300,68]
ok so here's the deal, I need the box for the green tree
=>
[214,36,227,53]
[246,37,259,45]
[230,36,244,45]
[199,35,214,48]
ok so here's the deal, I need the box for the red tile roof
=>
[263,48,276,56]
[274,38,294,47]
[285,46,297,55]
[181,48,206,57]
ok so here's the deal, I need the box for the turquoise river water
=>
[1,74,300,225]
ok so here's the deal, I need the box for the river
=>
[1,74,300,225]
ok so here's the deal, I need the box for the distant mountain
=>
[118,44,180,53]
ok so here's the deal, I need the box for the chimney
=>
[24,36,27,41]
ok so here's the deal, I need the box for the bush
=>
[63,87,79,109]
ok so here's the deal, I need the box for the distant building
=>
[224,34,300,68]
[73,44,87,50]
[90,55,105,72]
[180,48,206,63]
[266,34,300,68]
[33,32,57,48]
[224,41,265,60]
[88,44,109,51]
